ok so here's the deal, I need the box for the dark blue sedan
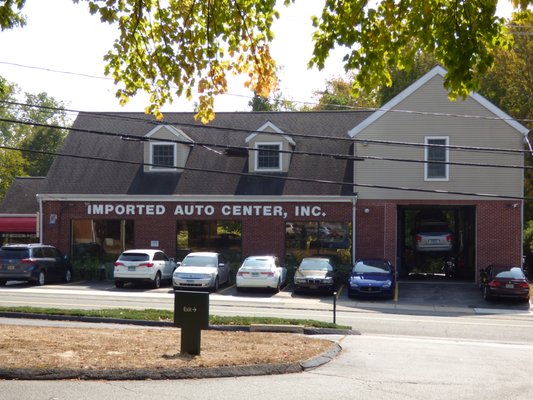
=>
[347,258,396,299]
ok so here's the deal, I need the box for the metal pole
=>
[333,291,337,324]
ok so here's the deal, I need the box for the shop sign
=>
[86,203,328,219]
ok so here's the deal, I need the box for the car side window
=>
[274,257,280,268]
[218,255,226,265]
[32,248,44,258]
[154,252,163,261]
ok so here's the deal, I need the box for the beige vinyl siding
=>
[354,75,524,200]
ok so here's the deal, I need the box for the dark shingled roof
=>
[39,110,373,197]
[0,177,45,213]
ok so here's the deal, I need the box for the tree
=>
[0,76,69,200]
[1,1,531,123]
[248,91,296,112]
[311,75,379,111]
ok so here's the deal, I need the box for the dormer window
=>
[256,142,282,171]
[143,125,193,173]
[246,122,295,173]
[151,143,176,170]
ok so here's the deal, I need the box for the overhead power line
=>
[2,144,530,201]
[0,116,530,172]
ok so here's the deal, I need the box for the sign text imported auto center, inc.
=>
[86,203,328,219]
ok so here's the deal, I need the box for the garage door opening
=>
[397,206,475,282]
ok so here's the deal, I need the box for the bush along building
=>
[1,66,529,282]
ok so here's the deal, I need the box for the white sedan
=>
[172,252,231,292]
[236,255,287,292]
[113,249,177,289]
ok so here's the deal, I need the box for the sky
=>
[0,0,516,116]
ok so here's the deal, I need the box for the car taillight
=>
[139,262,154,267]
[517,282,530,289]
[415,235,422,242]
[446,234,453,242]
[114,262,124,267]
[488,281,503,287]
[21,258,36,264]
[261,272,274,276]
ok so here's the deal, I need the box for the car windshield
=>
[118,253,150,262]
[492,267,525,280]
[0,248,30,259]
[299,259,332,271]
[353,260,391,274]
[181,255,217,267]
[242,258,271,269]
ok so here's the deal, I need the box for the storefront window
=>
[71,219,134,261]
[285,221,351,265]
[176,220,241,262]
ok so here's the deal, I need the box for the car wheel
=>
[152,272,162,289]
[64,268,73,283]
[274,278,281,293]
[115,280,124,288]
[483,286,491,301]
[36,270,46,286]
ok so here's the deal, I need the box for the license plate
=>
[310,285,318,289]
[505,283,514,289]
[428,239,440,244]
[186,280,194,283]
[7,265,15,270]
[251,272,259,277]
[128,266,136,271]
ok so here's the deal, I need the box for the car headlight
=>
[323,277,333,283]
[382,280,392,288]
[349,277,359,287]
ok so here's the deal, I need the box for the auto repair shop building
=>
[1,67,529,280]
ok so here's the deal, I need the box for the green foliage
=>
[312,75,379,110]
[71,258,104,281]
[0,0,26,30]
[310,0,512,102]
[0,76,69,201]
[2,1,531,122]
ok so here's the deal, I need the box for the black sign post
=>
[174,290,209,355]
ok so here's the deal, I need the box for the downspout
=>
[352,194,358,265]
[36,194,43,242]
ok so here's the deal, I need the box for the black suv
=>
[0,244,72,286]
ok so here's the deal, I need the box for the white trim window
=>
[150,142,177,171]
[255,142,282,171]
[424,137,449,181]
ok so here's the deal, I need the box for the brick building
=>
[1,67,529,282]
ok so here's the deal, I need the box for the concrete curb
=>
[0,312,354,381]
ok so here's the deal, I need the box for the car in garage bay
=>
[347,258,396,299]
[479,265,530,303]
[114,249,177,289]
[173,252,230,292]
[236,255,287,292]
[293,257,337,294]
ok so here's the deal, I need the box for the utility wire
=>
[0,105,531,159]
[0,116,530,171]
[2,144,530,201]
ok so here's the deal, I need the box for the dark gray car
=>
[0,244,72,286]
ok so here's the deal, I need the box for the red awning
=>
[0,217,37,233]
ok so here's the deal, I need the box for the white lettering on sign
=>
[183,306,197,313]
[87,204,167,215]
[86,203,327,218]
[295,205,325,217]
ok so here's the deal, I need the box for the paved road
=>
[1,280,532,399]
